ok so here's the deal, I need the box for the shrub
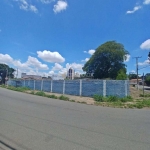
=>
[46,94,58,99]
[136,103,143,109]
[35,91,46,96]
[116,69,127,80]
[141,100,150,107]
[108,96,119,102]
[59,95,69,101]
[145,76,150,86]
[120,96,133,103]
[93,95,104,102]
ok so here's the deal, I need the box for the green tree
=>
[128,74,137,80]
[116,69,127,80]
[0,64,15,84]
[145,74,150,86]
[82,41,129,79]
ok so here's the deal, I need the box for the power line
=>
[139,64,150,70]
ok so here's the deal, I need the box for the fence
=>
[7,79,130,97]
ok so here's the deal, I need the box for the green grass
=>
[93,94,149,109]
[93,95,133,103]
[93,95,104,102]
[6,86,30,92]
[139,94,150,97]
[35,91,46,96]
[0,84,6,88]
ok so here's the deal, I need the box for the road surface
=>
[0,87,150,150]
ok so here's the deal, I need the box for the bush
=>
[141,100,150,107]
[107,96,119,102]
[35,91,46,96]
[136,103,143,109]
[93,95,104,102]
[46,94,58,99]
[116,69,127,80]
[59,95,69,101]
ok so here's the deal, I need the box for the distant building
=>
[52,74,64,80]
[67,68,75,80]
[21,73,42,80]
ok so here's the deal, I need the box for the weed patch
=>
[46,94,58,99]
[59,95,69,101]
[35,91,46,96]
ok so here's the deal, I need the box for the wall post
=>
[51,80,53,93]
[125,80,128,96]
[41,79,43,91]
[103,80,106,97]
[80,79,82,96]
[63,80,65,94]
[34,80,35,91]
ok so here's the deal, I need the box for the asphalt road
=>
[0,88,150,150]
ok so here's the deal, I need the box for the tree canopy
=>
[0,64,15,84]
[82,41,129,79]
[128,74,137,80]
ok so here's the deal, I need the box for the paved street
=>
[0,87,150,150]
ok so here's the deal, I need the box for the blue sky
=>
[0,0,150,78]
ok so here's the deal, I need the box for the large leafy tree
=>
[82,41,129,79]
[0,64,15,84]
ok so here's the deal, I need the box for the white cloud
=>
[0,54,13,64]
[82,58,89,62]
[52,63,63,70]
[40,0,55,4]
[53,0,68,13]
[143,0,150,5]
[88,49,95,55]
[84,49,95,55]
[37,50,65,63]
[14,0,38,13]
[140,39,150,50]
[124,54,131,62]
[58,68,67,75]
[126,5,142,14]
[66,63,83,71]
[29,5,38,13]
[26,56,49,70]
[13,60,31,70]
[0,53,48,71]
[49,70,54,75]
[138,60,150,66]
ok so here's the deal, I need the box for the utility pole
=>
[16,68,18,79]
[133,57,142,89]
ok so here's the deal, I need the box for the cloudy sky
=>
[0,0,150,77]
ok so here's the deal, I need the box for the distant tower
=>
[68,68,74,80]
